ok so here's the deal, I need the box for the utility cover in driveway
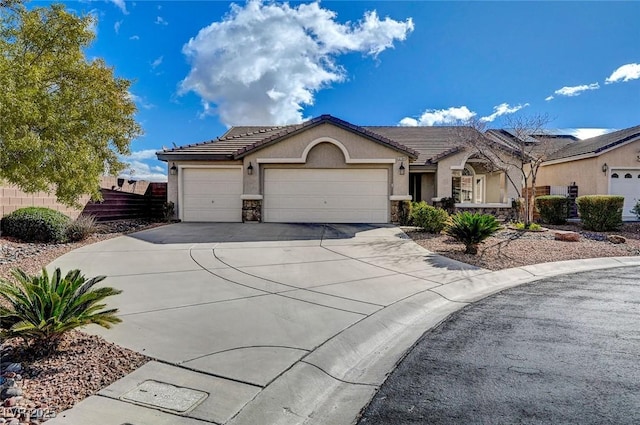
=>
[122,380,208,413]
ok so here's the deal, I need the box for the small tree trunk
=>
[528,185,537,227]
[465,244,478,255]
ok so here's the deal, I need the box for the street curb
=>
[229,255,640,425]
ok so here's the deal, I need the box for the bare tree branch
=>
[452,113,553,226]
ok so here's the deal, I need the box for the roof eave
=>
[156,152,236,162]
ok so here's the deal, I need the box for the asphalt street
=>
[359,266,640,425]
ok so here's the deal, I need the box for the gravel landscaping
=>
[0,219,162,424]
[407,222,640,270]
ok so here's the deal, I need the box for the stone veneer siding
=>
[455,206,519,222]
[390,200,411,225]
[242,199,262,222]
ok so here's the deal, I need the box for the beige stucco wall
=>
[421,173,436,203]
[537,139,640,196]
[485,172,502,203]
[241,123,409,197]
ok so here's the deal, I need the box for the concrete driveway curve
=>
[46,223,640,425]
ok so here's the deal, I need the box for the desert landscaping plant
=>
[445,212,501,254]
[410,202,450,233]
[65,214,97,241]
[513,221,542,231]
[631,200,640,220]
[535,195,569,225]
[576,195,624,231]
[0,268,122,355]
[1,207,70,242]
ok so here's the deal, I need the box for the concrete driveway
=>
[46,223,640,425]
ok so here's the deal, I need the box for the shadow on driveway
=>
[129,222,396,244]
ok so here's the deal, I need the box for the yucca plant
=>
[445,212,501,255]
[0,268,122,355]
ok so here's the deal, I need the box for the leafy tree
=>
[0,267,122,355]
[0,2,142,206]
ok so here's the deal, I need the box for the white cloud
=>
[570,128,614,140]
[480,102,528,123]
[155,16,168,26]
[151,56,163,69]
[129,35,140,41]
[180,0,413,126]
[127,92,154,109]
[398,117,418,127]
[108,0,127,14]
[119,160,167,182]
[545,95,554,101]
[605,63,640,84]
[553,82,600,97]
[399,106,476,126]
[125,149,159,160]
[114,20,122,34]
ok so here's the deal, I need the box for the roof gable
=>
[233,115,420,159]
[546,124,640,161]
[157,115,420,161]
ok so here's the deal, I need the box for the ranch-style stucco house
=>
[534,125,640,221]
[157,115,520,223]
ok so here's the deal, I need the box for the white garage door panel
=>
[610,169,640,220]
[182,168,242,222]
[264,169,388,223]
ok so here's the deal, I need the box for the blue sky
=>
[37,0,640,181]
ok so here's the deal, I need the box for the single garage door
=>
[264,168,388,223]
[182,168,242,222]
[610,169,640,220]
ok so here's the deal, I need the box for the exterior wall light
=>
[247,162,254,175]
[601,163,608,173]
[169,163,178,175]
[399,161,406,175]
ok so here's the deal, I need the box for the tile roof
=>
[157,115,423,161]
[546,125,640,161]
[485,129,579,159]
[157,115,501,165]
[362,126,472,164]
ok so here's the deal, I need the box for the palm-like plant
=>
[445,212,501,255]
[0,268,122,355]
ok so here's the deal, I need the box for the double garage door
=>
[610,169,640,220]
[264,169,389,223]
[180,167,389,223]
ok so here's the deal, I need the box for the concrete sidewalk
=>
[45,223,640,425]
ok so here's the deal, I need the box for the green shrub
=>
[439,197,456,214]
[65,214,97,242]
[1,207,70,242]
[631,200,640,220]
[410,202,449,233]
[513,221,542,231]
[576,195,624,231]
[0,268,122,355]
[445,212,501,254]
[535,195,569,225]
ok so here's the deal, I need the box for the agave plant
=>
[445,212,501,255]
[0,268,122,354]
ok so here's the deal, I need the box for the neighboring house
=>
[157,115,520,223]
[535,125,640,220]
